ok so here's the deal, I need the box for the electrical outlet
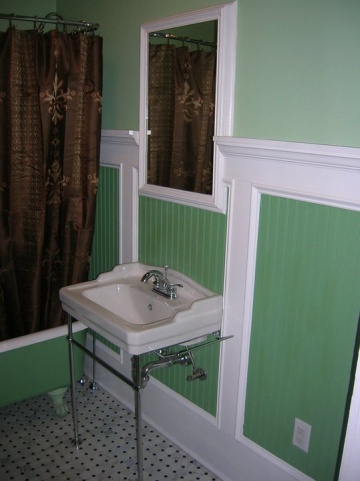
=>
[292,418,312,453]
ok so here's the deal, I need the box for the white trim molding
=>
[100,130,139,263]
[217,136,360,480]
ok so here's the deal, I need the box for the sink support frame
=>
[66,314,232,481]
[67,315,145,481]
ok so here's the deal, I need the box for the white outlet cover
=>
[292,417,312,453]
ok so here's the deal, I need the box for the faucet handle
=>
[163,265,169,282]
[167,283,183,299]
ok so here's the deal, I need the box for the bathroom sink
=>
[60,262,222,355]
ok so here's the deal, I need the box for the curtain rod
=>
[0,12,99,33]
[150,32,216,49]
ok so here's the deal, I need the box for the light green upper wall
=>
[55,0,230,132]
[5,0,360,146]
[236,0,360,146]
[54,0,360,147]
[0,0,56,16]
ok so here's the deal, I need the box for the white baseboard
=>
[83,339,307,481]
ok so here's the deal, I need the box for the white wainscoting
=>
[100,129,139,263]
[217,137,360,481]
[90,135,360,481]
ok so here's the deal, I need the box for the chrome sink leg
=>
[67,315,82,448]
[89,333,98,391]
[132,355,144,481]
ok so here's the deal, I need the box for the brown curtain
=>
[0,28,103,341]
[148,44,216,194]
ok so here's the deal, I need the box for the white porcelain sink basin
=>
[60,262,222,355]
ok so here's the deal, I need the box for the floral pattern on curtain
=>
[148,44,216,194]
[0,28,103,341]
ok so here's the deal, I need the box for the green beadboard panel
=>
[138,196,227,414]
[89,166,120,280]
[141,339,220,416]
[244,196,360,481]
[138,196,226,294]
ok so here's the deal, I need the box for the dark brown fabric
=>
[148,44,216,194]
[0,28,103,341]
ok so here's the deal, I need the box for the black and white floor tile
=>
[0,382,222,481]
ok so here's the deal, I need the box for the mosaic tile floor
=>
[0,381,222,481]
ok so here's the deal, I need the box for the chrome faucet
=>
[141,265,182,299]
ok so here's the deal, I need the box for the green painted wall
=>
[0,330,86,407]
[235,0,360,147]
[88,166,121,359]
[55,0,360,147]
[138,196,226,414]
[56,0,231,132]
[0,0,56,18]
[89,166,120,280]
[244,196,360,481]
